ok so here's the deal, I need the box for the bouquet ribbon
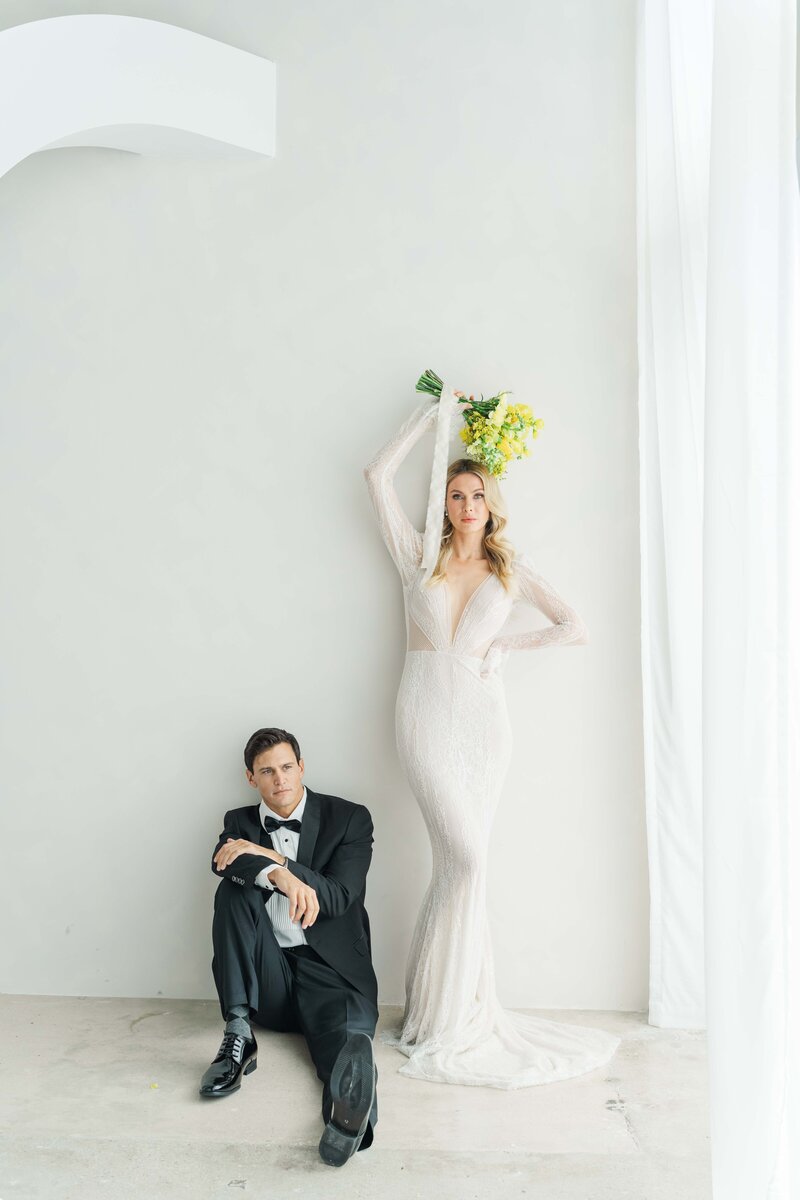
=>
[420,383,458,582]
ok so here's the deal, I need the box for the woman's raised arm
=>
[363,399,438,584]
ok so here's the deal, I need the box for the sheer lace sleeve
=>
[493,553,589,653]
[363,400,439,585]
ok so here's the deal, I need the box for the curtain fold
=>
[636,0,711,1031]
[638,1,800,1194]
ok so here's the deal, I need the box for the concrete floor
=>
[0,996,710,1199]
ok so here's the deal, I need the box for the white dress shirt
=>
[254,787,307,949]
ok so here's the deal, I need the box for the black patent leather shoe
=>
[319,1032,376,1167]
[199,1031,258,1098]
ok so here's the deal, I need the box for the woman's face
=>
[446,472,490,534]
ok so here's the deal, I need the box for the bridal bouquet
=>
[415,368,543,478]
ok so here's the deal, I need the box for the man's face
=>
[246,743,305,816]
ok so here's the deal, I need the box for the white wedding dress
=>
[364,399,621,1088]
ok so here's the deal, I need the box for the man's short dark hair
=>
[244,727,302,773]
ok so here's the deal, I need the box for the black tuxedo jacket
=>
[211,786,378,1006]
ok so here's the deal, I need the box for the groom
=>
[201,726,379,1166]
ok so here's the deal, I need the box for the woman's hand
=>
[480,642,509,680]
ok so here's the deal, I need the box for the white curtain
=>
[636,0,711,1031]
[637,1,800,1196]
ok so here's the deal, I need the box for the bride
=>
[364,392,620,1088]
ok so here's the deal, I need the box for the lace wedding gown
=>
[364,399,620,1088]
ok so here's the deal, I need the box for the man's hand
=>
[269,867,320,929]
[214,838,279,872]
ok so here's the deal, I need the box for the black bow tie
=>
[262,816,302,834]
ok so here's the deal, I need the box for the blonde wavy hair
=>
[428,459,516,591]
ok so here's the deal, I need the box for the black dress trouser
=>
[211,877,378,1148]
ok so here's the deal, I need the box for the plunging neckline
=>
[444,571,495,646]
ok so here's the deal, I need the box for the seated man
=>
[201,726,378,1167]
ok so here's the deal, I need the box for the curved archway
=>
[0,14,275,180]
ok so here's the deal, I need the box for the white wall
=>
[0,0,645,1009]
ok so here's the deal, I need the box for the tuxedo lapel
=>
[242,805,270,847]
[296,788,320,867]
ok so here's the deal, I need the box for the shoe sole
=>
[199,1056,257,1099]
[319,1033,375,1167]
